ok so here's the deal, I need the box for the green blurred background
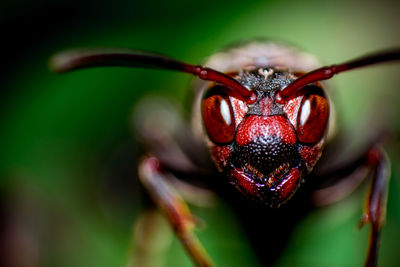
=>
[1,0,400,266]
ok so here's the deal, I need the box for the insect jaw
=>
[230,163,303,207]
[242,160,292,186]
[265,162,291,187]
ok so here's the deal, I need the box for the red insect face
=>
[201,68,330,206]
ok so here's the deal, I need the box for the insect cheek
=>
[201,93,236,144]
[210,145,233,171]
[296,93,329,144]
[300,145,323,172]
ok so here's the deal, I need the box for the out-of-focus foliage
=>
[0,0,399,266]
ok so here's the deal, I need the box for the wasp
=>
[50,41,400,266]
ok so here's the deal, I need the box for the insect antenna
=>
[49,48,257,103]
[275,48,400,104]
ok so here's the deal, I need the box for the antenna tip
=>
[48,50,76,73]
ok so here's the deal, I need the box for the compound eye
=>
[202,89,235,144]
[296,90,329,144]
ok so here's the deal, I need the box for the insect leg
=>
[312,145,390,267]
[360,147,390,267]
[132,96,213,175]
[129,209,173,267]
[138,156,214,267]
